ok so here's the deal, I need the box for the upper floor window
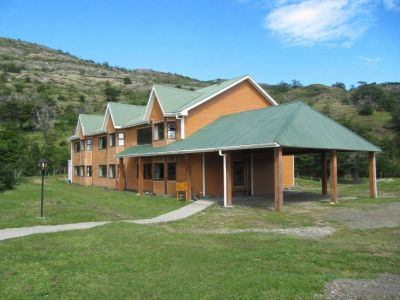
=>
[86,139,92,151]
[167,122,176,139]
[80,140,85,151]
[154,122,164,141]
[98,136,107,149]
[137,127,152,145]
[117,132,125,146]
[73,141,80,153]
[109,133,116,147]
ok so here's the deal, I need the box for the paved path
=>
[0,200,214,242]
[126,200,214,224]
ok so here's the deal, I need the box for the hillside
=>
[0,37,399,179]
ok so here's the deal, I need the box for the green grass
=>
[0,177,399,299]
[0,176,184,229]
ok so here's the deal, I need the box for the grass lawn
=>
[0,176,184,229]
[0,177,399,299]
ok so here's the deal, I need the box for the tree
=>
[332,82,346,90]
[123,77,132,85]
[350,84,385,114]
[104,84,120,102]
[291,79,302,88]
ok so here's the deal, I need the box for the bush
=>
[0,165,17,191]
[123,77,132,85]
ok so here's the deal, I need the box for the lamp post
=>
[38,159,48,218]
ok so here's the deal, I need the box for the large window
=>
[74,166,79,176]
[167,162,176,180]
[117,132,125,146]
[109,133,116,147]
[99,165,107,178]
[73,141,80,153]
[167,122,176,139]
[154,122,164,141]
[108,165,116,178]
[137,127,152,145]
[153,163,164,181]
[79,166,85,177]
[86,139,92,151]
[86,166,92,177]
[98,136,107,149]
[143,163,152,180]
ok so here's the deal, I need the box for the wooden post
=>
[369,152,377,198]
[330,150,338,204]
[321,152,327,196]
[226,152,233,207]
[163,156,168,195]
[138,157,144,196]
[274,147,283,212]
[118,157,125,192]
[185,154,192,201]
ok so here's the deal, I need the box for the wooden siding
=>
[253,152,274,195]
[283,155,295,188]
[185,80,271,137]
[150,97,164,123]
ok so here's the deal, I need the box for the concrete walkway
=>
[0,200,214,242]
[126,200,215,224]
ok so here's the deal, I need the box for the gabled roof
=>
[80,114,104,135]
[117,102,380,157]
[105,102,147,129]
[145,75,277,119]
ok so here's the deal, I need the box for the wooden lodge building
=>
[69,75,380,211]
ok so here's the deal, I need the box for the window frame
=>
[167,122,176,140]
[137,127,152,145]
[153,163,164,181]
[86,139,92,151]
[99,165,107,178]
[80,140,85,151]
[167,162,176,181]
[117,132,125,146]
[86,166,92,177]
[74,166,79,176]
[73,141,80,153]
[79,165,85,177]
[143,163,152,180]
[108,164,116,179]
[98,136,107,150]
[153,122,165,141]
[109,133,116,147]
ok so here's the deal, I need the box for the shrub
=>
[123,77,132,85]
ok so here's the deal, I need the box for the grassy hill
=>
[0,37,399,178]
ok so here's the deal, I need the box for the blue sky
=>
[0,0,399,87]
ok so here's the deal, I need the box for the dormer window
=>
[167,122,176,139]
[154,122,164,141]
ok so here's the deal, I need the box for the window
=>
[153,163,164,181]
[143,163,152,180]
[73,141,80,153]
[79,166,85,177]
[99,165,107,178]
[137,127,152,145]
[86,166,92,177]
[109,133,116,147]
[117,132,125,146]
[80,140,85,151]
[167,122,176,139]
[98,136,107,149]
[74,166,79,176]
[86,139,92,151]
[167,162,176,180]
[154,122,164,141]
[108,165,116,178]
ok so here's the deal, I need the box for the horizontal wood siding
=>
[283,155,295,188]
[126,157,138,191]
[185,80,271,137]
[205,152,223,197]
[190,153,203,196]
[150,98,164,123]
[253,152,274,195]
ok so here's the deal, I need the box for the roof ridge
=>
[274,102,304,144]
[154,84,201,95]
[108,102,145,108]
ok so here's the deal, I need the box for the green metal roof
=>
[117,102,380,157]
[108,102,146,127]
[153,75,249,114]
[80,114,104,135]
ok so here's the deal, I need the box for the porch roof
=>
[117,102,380,157]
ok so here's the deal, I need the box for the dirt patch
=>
[329,202,400,229]
[325,273,400,299]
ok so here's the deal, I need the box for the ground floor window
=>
[86,166,92,177]
[143,163,152,180]
[167,162,176,180]
[153,163,164,181]
[74,166,79,176]
[109,165,116,178]
[99,165,107,178]
[79,165,85,177]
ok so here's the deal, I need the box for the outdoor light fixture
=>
[38,159,48,218]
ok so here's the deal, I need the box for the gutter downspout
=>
[176,114,185,139]
[219,150,227,207]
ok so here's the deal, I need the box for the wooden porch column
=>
[163,156,168,195]
[274,147,283,212]
[185,154,192,201]
[138,157,144,196]
[330,150,338,204]
[118,157,125,192]
[369,152,377,198]
[321,152,328,196]
[226,152,233,207]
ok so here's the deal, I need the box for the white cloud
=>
[383,0,400,11]
[263,0,375,46]
[359,56,382,64]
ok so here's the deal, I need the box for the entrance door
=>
[233,161,247,192]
